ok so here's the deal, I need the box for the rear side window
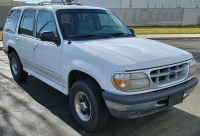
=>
[4,10,21,33]
[36,10,57,38]
[19,10,36,36]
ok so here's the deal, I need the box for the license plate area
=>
[168,92,184,107]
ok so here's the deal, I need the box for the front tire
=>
[69,79,110,131]
[10,51,28,81]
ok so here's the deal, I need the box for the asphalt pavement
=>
[0,39,200,136]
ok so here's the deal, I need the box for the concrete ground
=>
[0,39,200,136]
[0,42,2,51]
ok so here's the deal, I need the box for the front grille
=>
[150,63,188,86]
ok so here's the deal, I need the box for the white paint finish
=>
[16,35,36,69]
[2,5,195,97]
[33,40,63,86]
[60,40,124,94]
[71,37,192,71]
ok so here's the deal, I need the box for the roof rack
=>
[19,0,81,6]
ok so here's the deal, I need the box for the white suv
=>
[2,4,198,131]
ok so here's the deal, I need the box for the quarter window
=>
[19,10,36,36]
[36,10,57,39]
[4,10,21,33]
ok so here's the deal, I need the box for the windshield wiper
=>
[107,33,134,36]
[69,33,134,39]
[69,34,101,38]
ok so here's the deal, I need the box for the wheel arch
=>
[8,46,17,55]
[68,70,103,93]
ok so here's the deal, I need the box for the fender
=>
[6,39,18,54]
[63,59,107,92]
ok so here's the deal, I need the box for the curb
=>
[137,35,200,40]
[148,37,200,40]
[0,41,3,51]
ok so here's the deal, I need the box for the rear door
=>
[17,9,36,70]
[32,10,63,85]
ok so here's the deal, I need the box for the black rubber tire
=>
[10,51,28,81]
[69,78,110,131]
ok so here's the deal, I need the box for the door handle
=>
[16,38,19,41]
[34,43,38,48]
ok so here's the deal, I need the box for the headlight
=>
[112,73,150,91]
[189,59,196,76]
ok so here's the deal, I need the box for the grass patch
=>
[0,29,2,41]
[128,25,200,34]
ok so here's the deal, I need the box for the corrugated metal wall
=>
[0,5,14,28]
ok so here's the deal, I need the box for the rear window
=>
[3,10,21,33]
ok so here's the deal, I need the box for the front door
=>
[33,10,63,85]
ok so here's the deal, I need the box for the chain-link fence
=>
[110,8,200,26]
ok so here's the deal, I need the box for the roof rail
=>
[18,0,81,6]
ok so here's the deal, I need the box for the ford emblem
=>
[169,72,175,76]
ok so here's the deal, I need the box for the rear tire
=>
[10,51,28,81]
[69,78,110,131]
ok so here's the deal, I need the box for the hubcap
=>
[11,58,18,75]
[74,91,91,122]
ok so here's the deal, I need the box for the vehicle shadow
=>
[1,41,200,136]
[16,75,200,136]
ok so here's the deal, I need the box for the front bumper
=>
[103,77,198,119]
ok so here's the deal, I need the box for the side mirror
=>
[129,28,135,36]
[41,31,60,45]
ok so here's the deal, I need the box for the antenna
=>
[62,0,78,5]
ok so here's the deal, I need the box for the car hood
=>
[72,37,193,71]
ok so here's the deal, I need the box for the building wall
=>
[0,0,24,6]
[72,0,200,8]
[110,8,200,26]
[0,0,25,28]
[0,5,14,28]
[1,0,200,28]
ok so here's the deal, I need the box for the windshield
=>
[56,9,133,39]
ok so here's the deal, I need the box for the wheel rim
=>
[11,58,18,75]
[74,91,91,122]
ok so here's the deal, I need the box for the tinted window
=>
[4,10,21,33]
[56,9,131,39]
[19,10,36,36]
[60,13,75,37]
[98,13,117,27]
[36,10,57,38]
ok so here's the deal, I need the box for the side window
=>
[19,10,36,36]
[36,10,57,39]
[3,10,21,33]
